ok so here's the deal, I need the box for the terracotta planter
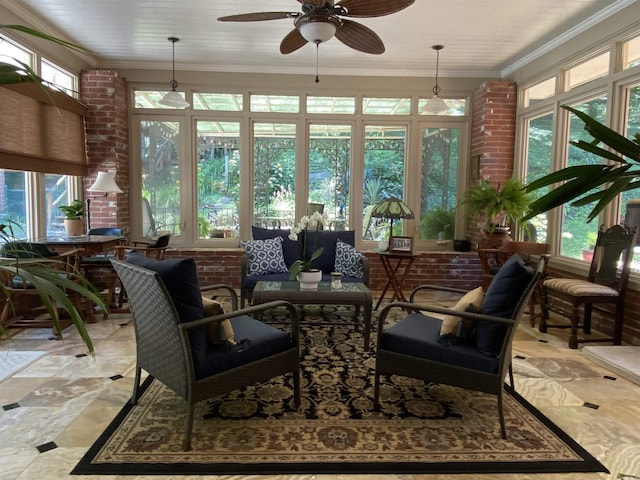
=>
[64,219,84,237]
[297,269,322,290]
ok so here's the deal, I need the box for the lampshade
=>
[88,172,123,194]
[296,14,340,43]
[159,36,190,109]
[371,196,414,220]
[421,44,450,114]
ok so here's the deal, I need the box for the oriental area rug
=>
[73,305,606,476]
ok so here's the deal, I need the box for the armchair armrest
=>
[409,283,467,302]
[200,284,238,311]
[180,300,300,346]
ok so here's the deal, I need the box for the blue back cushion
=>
[476,253,534,356]
[125,253,208,370]
[251,226,300,267]
[304,230,355,274]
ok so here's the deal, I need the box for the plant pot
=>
[64,219,84,237]
[582,249,594,262]
[478,227,512,249]
[297,269,322,290]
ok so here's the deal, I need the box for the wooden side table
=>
[375,251,418,309]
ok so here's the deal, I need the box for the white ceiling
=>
[4,0,635,78]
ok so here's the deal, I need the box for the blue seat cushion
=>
[380,312,500,374]
[476,253,534,357]
[196,315,294,380]
[251,226,300,268]
[304,230,355,274]
[125,254,209,371]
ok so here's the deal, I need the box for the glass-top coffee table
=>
[252,281,373,350]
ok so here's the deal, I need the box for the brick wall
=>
[80,70,130,236]
[468,81,517,247]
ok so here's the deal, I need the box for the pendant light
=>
[159,37,190,109]
[421,44,449,114]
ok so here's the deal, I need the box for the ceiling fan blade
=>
[280,29,308,54]
[297,0,327,5]
[218,12,292,22]
[337,0,414,17]
[335,19,385,54]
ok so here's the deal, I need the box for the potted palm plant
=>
[60,199,85,237]
[462,177,531,246]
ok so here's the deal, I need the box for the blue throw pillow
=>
[240,237,288,275]
[334,239,364,278]
[304,230,356,273]
[251,226,300,267]
[476,253,534,357]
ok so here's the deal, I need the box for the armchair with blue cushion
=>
[111,254,301,451]
[374,254,545,439]
[239,226,369,307]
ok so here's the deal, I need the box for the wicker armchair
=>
[374,255,545,439]
[111,258,301,451]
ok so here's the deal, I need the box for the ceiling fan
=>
[218,0,415,55]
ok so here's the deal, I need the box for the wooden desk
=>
[34,235,125,256]
[375,251,418,309]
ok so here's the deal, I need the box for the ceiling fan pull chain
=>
[315,40,321,83]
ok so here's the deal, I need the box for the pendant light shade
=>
[422,44,449,114]
[159,37,190,109]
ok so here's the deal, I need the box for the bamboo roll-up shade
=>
[0,83,88,176]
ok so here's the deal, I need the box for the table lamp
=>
[370,196,414,246]
[86,172,123,231]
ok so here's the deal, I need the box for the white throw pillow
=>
[439,286,484,335]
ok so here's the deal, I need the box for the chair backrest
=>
[589,224,638,292]
[362,204,375,239]
[307,203,324,215]
[478,241,550,289]
[88,227,122,236]
[147,233,171,249]
[0,242,57,258]
[142,197,157,237]
[111,259,191,397]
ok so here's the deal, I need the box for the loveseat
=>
[240,226,370,306]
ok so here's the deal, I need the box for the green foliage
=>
[421,206,455,240]
[0,221,104,352]
[524,105,640,222]
[462,178,531,232]
[59,199,85,219]
[198,214,211,238]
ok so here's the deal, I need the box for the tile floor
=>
[1,305,640,480]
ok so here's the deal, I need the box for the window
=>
[566,52,610,90]
[418,98,467,116]
[253,122,297,228]
[622,35,640,69]
[41,59,76,97]
[308,124,352,227]
[522,78,556,107]
[307,96,355,114]
[560,97,607,259]
[139,120,182,236]
[0,34,34,69]
[362,97,411,115]
[250,95,299,113]
[135,90,188,109]
[419,127,461,240]
[523,112,554,243]
[363,125,407,241]
[0,169,27,233]
[193,93,243,111]
[196,120,240,239]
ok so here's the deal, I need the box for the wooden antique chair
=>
[80,227,124,311]
[477,241,551,326]
[111,257,301,451]
[374,254,545,439]
[539,224,638,349]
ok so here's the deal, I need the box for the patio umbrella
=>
[370,196,414,240]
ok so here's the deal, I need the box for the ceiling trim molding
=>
[501,0,637,77]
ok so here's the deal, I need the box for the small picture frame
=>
[389,236,413,253]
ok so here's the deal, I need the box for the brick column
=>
[80,70,130,237]
[468,81,517,247]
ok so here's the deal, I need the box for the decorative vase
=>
[297,269,322,290]
[478,226,512,249]
[64,219,84,237]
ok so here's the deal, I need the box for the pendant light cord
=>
[315,40,320,83]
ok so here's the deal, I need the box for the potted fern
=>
[462,177,531,245]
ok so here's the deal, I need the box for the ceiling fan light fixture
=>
[421,44,450,114]
[296,14,340,43]
[159,36,190,109]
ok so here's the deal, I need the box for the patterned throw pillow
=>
[334,239,364,278]
[240,237,288,275]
